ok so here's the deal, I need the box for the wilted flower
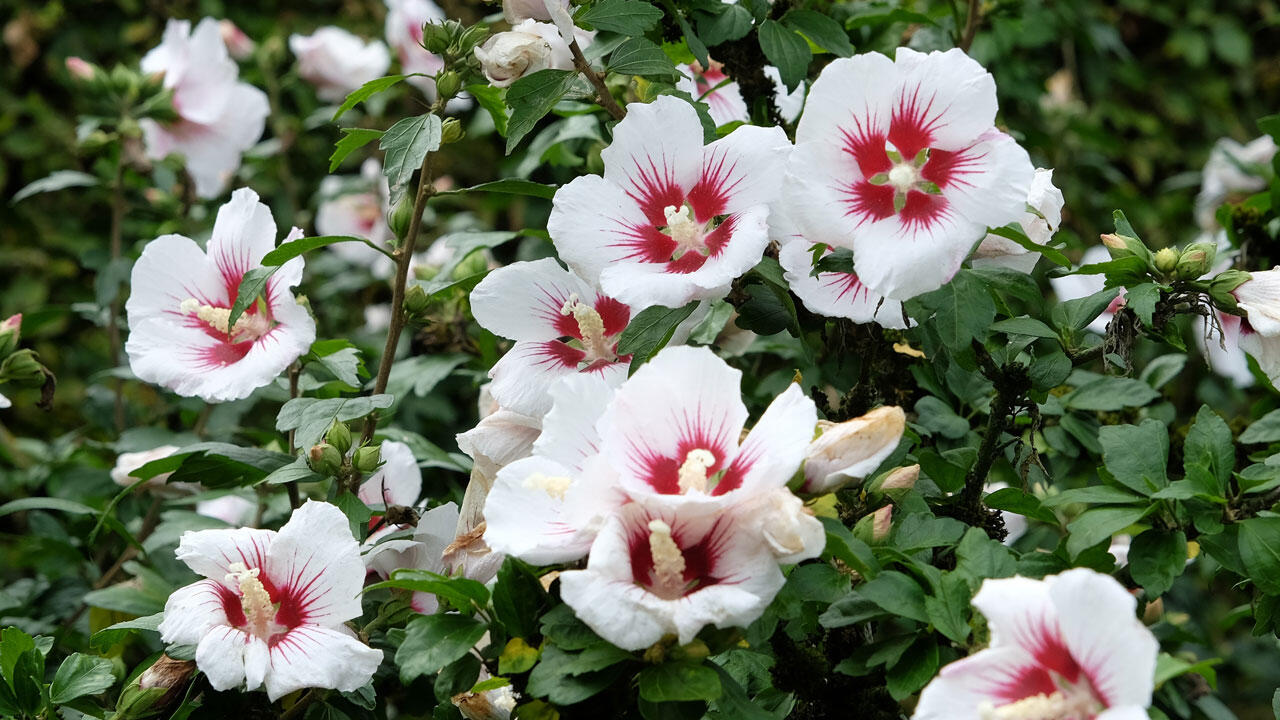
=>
[774,205,907,328]
[913,568,1158,720]
[785,48,1034,300]
[289,27,391,102]
[125,188,316,403]
[139,18,268,198]
[454,667,519,720]
[1196,135,1277,231]
[676,61,748,127]
[801,406,905,494]
[971,168,1065,274]
[470,258,635,417]
[474,20,573,88]
[158,501,382,700]
[549,95,790,307]
[365,502,499,613]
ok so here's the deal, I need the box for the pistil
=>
[560,294,615,362]
[662,205,708,260]
[225,562,275,640]
[647,520,688,598]
[676,449,716,494]
[523,472,573,501]
[180,298,272,342]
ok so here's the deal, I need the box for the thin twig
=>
[568,39,626,121]
[958,0,981,52]
[108,151,127,433]
[361,150,437,444]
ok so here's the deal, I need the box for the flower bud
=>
[800,406,906,494]
[0,314,21,358]
[1099,233,1153,266]
[457,24,492,56]
[868,505,893,542]
[1153,247,1179,274]
[388,196,415,239]
[353,443,383,474]
[441,116,465,143]
[452,249,490,281]
[326,421,353,455]
[874,464,920,492]
[1208,269,1251,312]
[0,349,45,385]
[308,442,343,476]
[116,654,195,719]
[436,70,462,101]
[65,56,98,81]
[474,27,561,89]
[219,20,256,60]
[420,22,452,55]
[404,283,431,315]
[1142,596,1164,626]
[1174,242,1215,280]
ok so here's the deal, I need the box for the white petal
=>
[194,626,256,692]
[548,174,654,287]
[470,258,596,341]
[801,406,905,494]
[1048,568,1158,710]
[264,625,383,701]
[484,455,600,564]
[266,501,366,626]
[456,408,542,471]
[159,579,233,646]
[698,124,790,215]
[487,340,586,417]
[533,373,617,471]
[1238,328,1280,385]
[125,234,231,325]
[890,47,999,151]
[358,440,421,508]
[1197,313,1253,388]
[175,526,277,583]
[913,645,1044,720]
[602,95,704,199]
[1234,268,1280,336]
[727,383,816,495]
[794,53,896,148]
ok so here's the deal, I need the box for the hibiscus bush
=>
[4,0,1280,718]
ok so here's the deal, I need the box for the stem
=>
[568,39,626,121]
[108,151,126,433]
[361,151,436,444]
[958,0,981,52]
[286,362,301,509]
[959,342,1029,515]
[94,496,163,590]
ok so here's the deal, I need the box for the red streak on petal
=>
[595,295,631,337]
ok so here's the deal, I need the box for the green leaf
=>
[580,0,664,34]
[262,235,380,266]
[506,69,579,154]
[310,340,364,388]
[617,302,700,371]
[385,354,468,397]
[1099,419,1169,494]
[526,645,624,705]
[329,128,384,172]
[885,637,938,700]
[984,223,1070,267]
[906,270,996,350]
[419,231,519,296]
[12,169,98,204]
[924,573,972,643]
[276,395,394,450]
[1238,517,1280,594]
[1064,377,1161,411]
[821,517,880,579]
[89,612,163,651]
[1128,529,1187,596]
[609,38,682,80]
[433,178,557,200]
[1125,283,1160,327]
[492,558,548,640]
[1241,409,1280,444]
[858,571,928,623]
[757,19,811,91]
[913,396,970,439]
[954,527,1017,585]
[638,662,723,703]
[369,569,490,613]
[333,74,407,121]
[781,9,855,57]
[890,513,966,553]
[697,4,753,46]
[467,83,510,137]
[990,316,1059,339]
[396,614,489,683]
[226,266,275,329]
[1052,287,1121,333]
[984,487,1058,524]
[540,604,604,651]
[1140,353,1187,389]
[500,637,540,675]
[1184,405,1234,496]
[0,496,101,519]
[49,653,115,704]
[381,114,443,204]
[1066,506,1149,557]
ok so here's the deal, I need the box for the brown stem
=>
[959,342,1030,518]
[108,153,126,433]
[361,151,436,444]
[958,0,981,52]
[568,39,626,121]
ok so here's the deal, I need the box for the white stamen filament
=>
[523,472,573,501]
[677,449,716,494]
[180,298,272,342]
[560,294,614,362]
[647,519,687,598]
[977,685,1102,720]
[662,205,708,260]
[225,562,274,639]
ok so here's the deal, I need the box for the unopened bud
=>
[440,116,465,143]
[877,464,920,492]
[65,56,97,81]
[1142,596,1164,625]
[1208,269,1251,312]
[353,444,383,474]
[404,283,430,315]
[0,314,21,357]
[1153,247,1178,274]
[420,22,452,55]
[0,349,44,385]
[308,443,343,476]
[870,505,893,542]
[1174,241,1216,280]
[219,20,255,60]
[326,421,353,454]
[116,654,194,718]
[452,249,489,281]
[436,71,462,102]
[388,197,415,239]
[801,407,906,495]
[1099,233,1151,266]
[457,25,492,55]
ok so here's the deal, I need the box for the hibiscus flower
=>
[289,27,391,102]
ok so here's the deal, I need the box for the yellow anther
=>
[647,520,687,598]
[523,472,573,501]
[560,294,614,363]
[180,298,272,341]
[662,204,707,259]
[676,449,716,494]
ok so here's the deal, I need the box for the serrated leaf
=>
[1065,506,1149,557]
[617,302,699,371]
[467,83,510,137]
[985,223,1070,267]
[396,614,489,683]
[1099,419,1169,494]
[433,178,557,200]
[608,38,681,80]
[276,395,394,450]
[1064,376,1161,411]
[506,69,579,154]
[638,662,722,702]
[1240,409,1280,444]
[580,0,663,34]
[329,128,384,172]
[333,74,408,121]
[1128,529,1187,596]
[382,114,443,204]
[1238,517,1280,594]
[262,235,379,266]
[226,266,275,329]
[758,19,811,91]
[698,4,753,46]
